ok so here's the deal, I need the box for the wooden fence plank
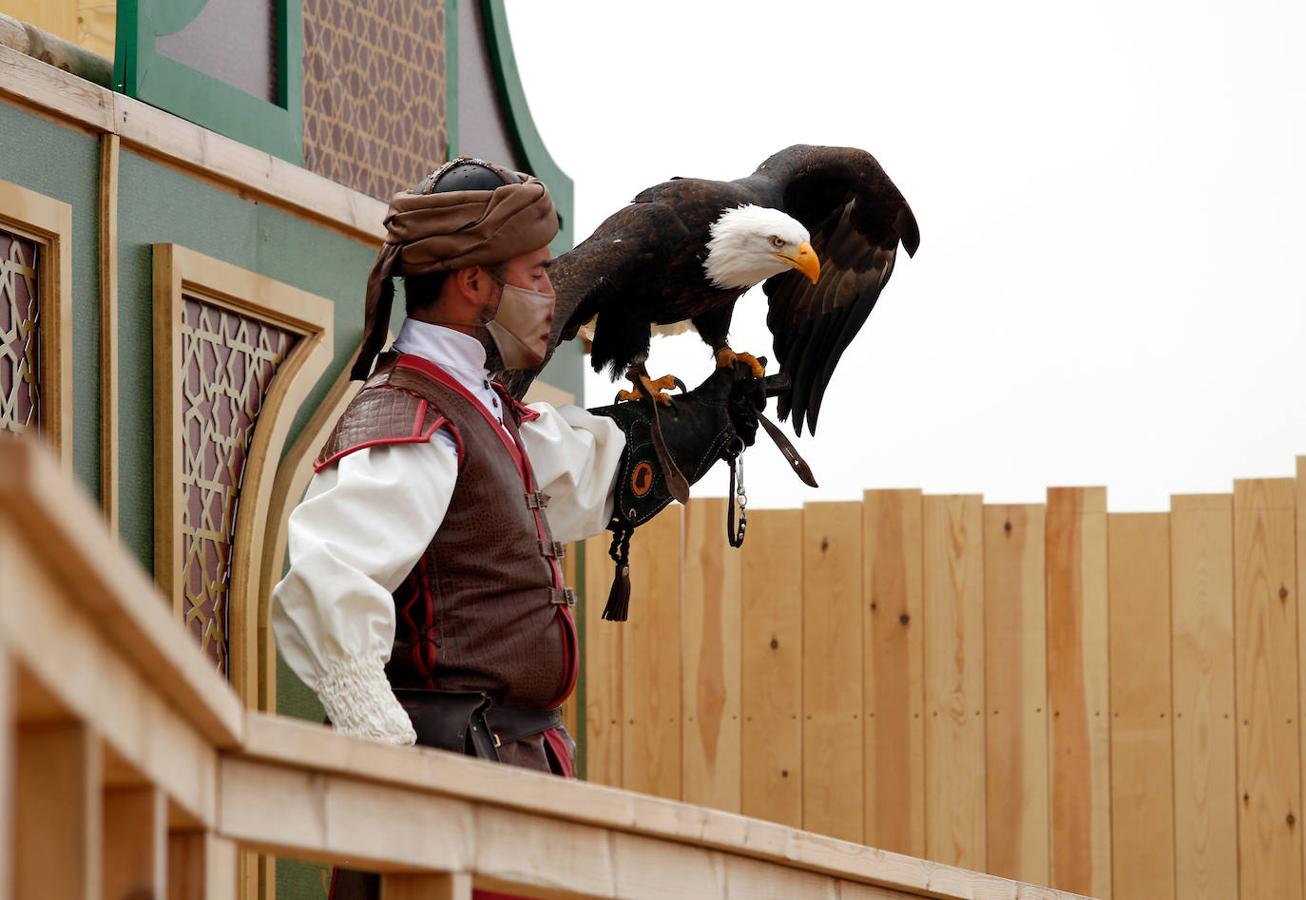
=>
[102,785,166,900]
[982,503,1048,885]
[802,501,864,843]
[1170,494,1237,900]
[864,489,925,856]
[1046,486,1111,898]
[682,497,742,812]
[1233,478,1302,900]
[584,533,623,787]
[922,495,986,869]
[622,505,683,799]
[1107,513,1174,900]
[741,508,803,828]
[1300,458,1306,894]
[15,722,102,900]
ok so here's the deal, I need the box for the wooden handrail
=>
[0,438,1087,899]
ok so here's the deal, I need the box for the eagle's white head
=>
[703,205,820,290]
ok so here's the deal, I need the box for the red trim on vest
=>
[394,355,526,475]
[543,726,575,779]
[492,381,541,422]
[313,396,459,472]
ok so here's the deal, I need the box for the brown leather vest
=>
[315,353,578,710]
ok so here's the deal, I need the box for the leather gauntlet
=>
[589,362,765,620]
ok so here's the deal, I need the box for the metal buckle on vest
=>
[549,588,577,608]
[525,491,551,510]
[538,540,566,560]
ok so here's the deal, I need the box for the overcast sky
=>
[505,0,1306,511]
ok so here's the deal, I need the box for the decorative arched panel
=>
[152,243,331,706]
[0,179,72,468]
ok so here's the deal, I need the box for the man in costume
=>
[271,158,763,895]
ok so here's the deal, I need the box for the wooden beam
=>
[0,440,243,750]
[102,785,167,900]
[0,45,388,244]
[225,718,1089,899]
[15,722,102,900]
[1,477,221,825]
[97,131,119,533]
[167,832,237,900]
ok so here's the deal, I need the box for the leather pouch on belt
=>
[393,689,499,761]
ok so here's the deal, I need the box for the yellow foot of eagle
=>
[617,373,684,406]
[715,347,766,378]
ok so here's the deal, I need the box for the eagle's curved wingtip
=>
[895,206,921,257]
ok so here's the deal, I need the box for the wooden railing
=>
[0,438,1084,900]
[581,470,1306,900]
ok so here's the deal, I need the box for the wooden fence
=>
[0,438,1086,900]
[581,461,1306,900]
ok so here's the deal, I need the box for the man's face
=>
[481,245,555,360]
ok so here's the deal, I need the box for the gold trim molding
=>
[152,243,332,708]
[0,176,73,469]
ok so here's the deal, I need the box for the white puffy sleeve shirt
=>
[271,401,624,744]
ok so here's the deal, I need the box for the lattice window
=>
[179,297,299,674]
[0,230,40,435]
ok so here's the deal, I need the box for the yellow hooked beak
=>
[776,241,820,284]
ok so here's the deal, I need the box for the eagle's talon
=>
[715,348,766,378]
[621,372,681,406]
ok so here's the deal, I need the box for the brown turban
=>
[352,159,559,380]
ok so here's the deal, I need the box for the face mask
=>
[485,282,555,369]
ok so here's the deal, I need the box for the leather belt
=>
[393,688,560,762]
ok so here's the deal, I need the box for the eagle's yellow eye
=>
[770,235,785,248]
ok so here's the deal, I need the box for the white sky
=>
[505,0,1306,511]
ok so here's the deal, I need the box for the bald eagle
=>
[505,144,919,437]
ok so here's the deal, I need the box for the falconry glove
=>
[589,361,766,621]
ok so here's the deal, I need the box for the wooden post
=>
[102,785,167,899]
[380,873,472,900]
[15,722,103,900]
[168,833,237,900]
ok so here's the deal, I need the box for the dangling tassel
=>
[603,525,633,622]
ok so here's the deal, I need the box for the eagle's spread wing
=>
[753,146,919,436]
